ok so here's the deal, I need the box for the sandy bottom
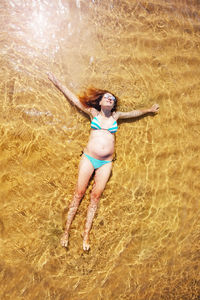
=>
[0,0,200,299]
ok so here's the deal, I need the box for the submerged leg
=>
[83,162,112,251]
[61,155,94,248]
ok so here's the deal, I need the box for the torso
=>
[84,111,118,160]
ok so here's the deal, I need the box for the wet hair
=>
[78,87,118,112]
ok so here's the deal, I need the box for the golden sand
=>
[0,0,200,299]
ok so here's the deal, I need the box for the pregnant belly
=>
[85,134,115,160]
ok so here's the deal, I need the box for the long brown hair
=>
[78,87,118,112]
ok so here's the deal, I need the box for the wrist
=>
[55,81,61,88]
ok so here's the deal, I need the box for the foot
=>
[83,236,90,251]
[60,232,69,248]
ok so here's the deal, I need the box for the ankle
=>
[83,232,89,240]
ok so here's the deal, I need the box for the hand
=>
[47,72,59,86]
[150,103,159,114]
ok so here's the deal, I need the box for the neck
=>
[100,108,112,118]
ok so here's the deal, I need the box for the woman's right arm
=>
[47,72,93,116]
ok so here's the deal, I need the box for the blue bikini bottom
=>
[83,153,112,170]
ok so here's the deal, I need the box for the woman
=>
[47,72,159,251]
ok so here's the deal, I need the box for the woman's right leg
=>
[61,155,94,247]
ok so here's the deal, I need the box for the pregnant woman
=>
[48,72,159,251]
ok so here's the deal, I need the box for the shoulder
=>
[88,107,99,120]
[112,111,121,120]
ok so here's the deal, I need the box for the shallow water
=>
[0,0,200,299]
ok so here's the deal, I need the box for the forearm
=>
[117,108,151,119]
[130,109,151,117]
[54,81,78,104]
[48,72,86,111]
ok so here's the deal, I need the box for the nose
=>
[107,96,113,101]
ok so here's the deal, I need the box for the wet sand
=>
[0,0,200,299]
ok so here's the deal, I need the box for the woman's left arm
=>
[115,104,159,119]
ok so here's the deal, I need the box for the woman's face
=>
[99,93,116,109]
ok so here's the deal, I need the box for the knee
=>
[90,189,101,203]
[74,189,85,200]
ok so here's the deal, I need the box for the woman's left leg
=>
[83,162,112,251]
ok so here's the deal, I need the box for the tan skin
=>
[47,72,159,251]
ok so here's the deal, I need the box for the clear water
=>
[0,0,200,299]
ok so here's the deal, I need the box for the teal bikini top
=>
[91,116,118,133]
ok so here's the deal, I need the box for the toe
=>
[83,242,90,251]
[60,235,68,248]
[62,241,68,248]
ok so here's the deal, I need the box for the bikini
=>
[82,116,118,170]
[91,116,118,133]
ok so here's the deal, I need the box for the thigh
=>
[75,155,94,194]
[92,162,112,195]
